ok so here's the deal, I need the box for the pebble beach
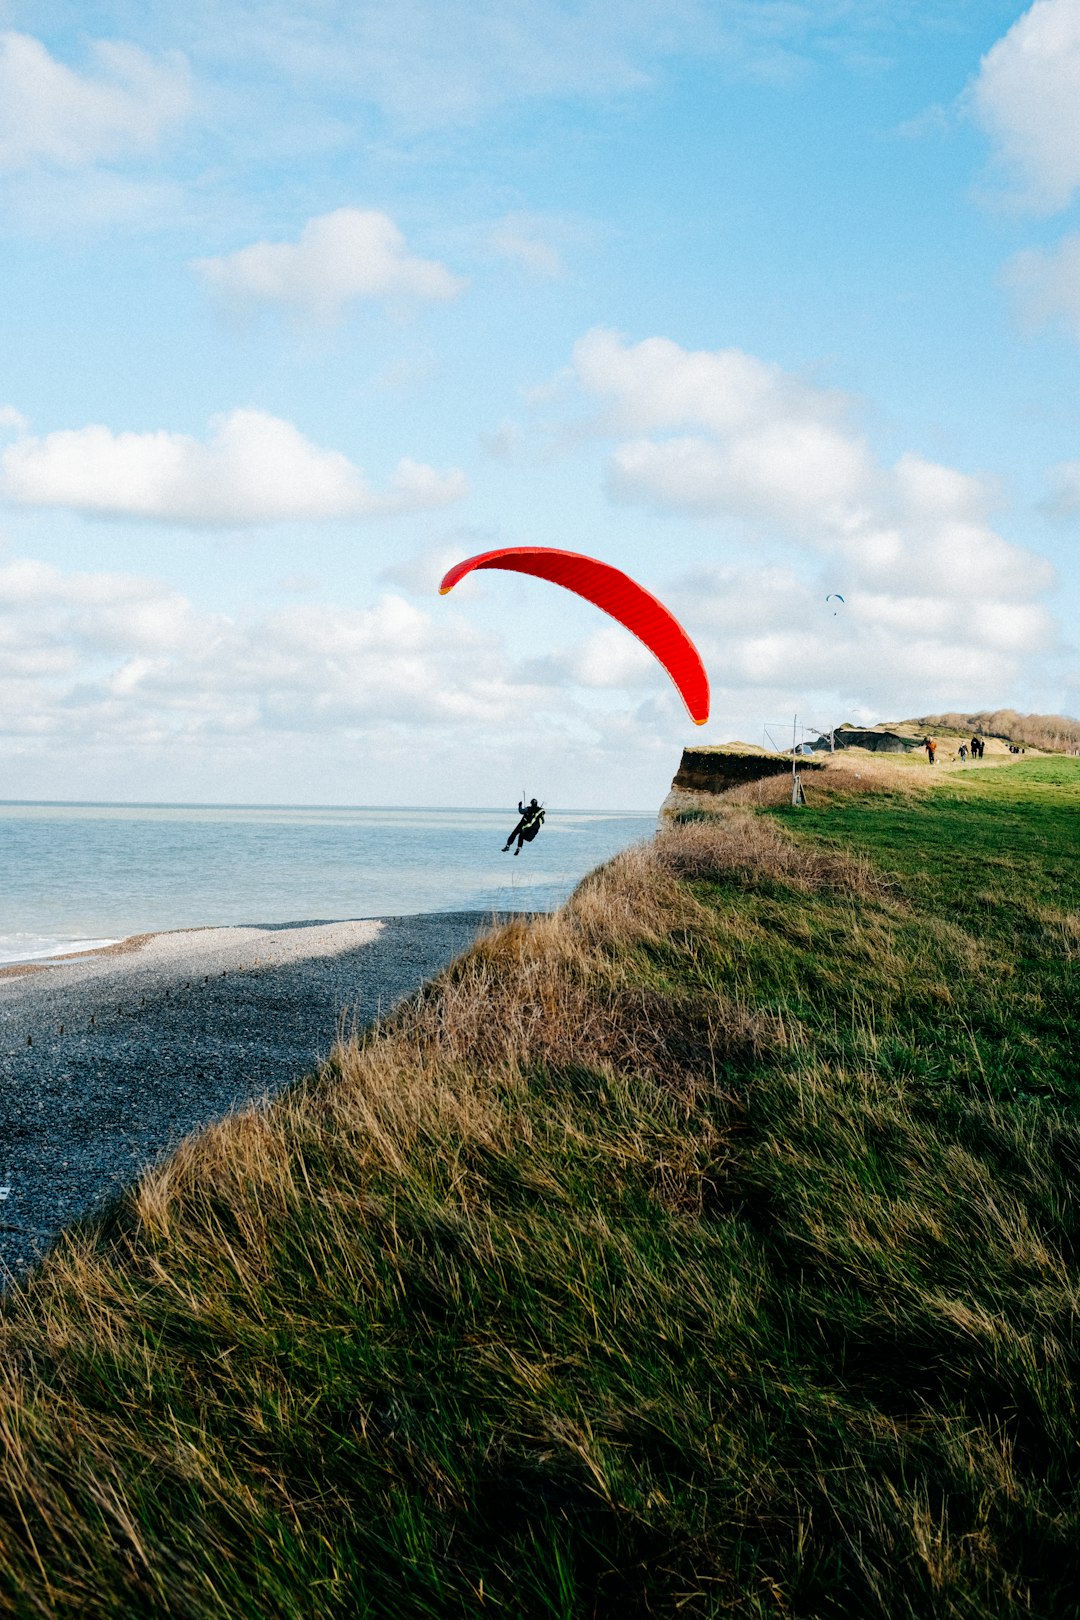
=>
[0,912,493,1283]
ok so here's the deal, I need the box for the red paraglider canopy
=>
[439,546,710,725]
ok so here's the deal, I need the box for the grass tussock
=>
[654,808,892,900]
[1,761,1080,1617]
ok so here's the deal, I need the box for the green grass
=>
[786,758,1080,1098]
[0,762,1078,1617]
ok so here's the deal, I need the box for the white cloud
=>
[0,556,592,772]
[192,208,464,319]
[0,559,209,690]
[660,563,1053,726]
[1005,233,1080,338]
[609,425,870,526]
[0,554,687,806]
[971,0,1080,211]
[571,328,1049,591]
[0,32,190,171]
[574,328,875,532]
[517,623,658,692]
[0,408,468,526]
[574,330,872,530]
[574,328,845,436]
[557,328,1056,711]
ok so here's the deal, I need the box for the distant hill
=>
[909,709,1080,754]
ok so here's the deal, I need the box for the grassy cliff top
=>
[1,755,1079,1617]
[710,708,1079,756]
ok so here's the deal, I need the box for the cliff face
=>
[661,746,822,818]
[673,748,801,792]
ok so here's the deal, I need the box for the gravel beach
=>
[0,912,493,1284]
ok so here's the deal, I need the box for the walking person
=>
[924,736,937,765]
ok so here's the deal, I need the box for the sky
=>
[1,0,1079,810]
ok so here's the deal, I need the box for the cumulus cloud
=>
[572,329,1048,592]
[0,408,467,526]
[0,555,588,773]
[0,551,696,805]
[192,209,464,319]
[609,427,868,527]
[0,559,210,696]
[0,32,190,171]
[559,328,1056,711]
[655,563,1051,731]
[971,0,1080,211]
[574,331,871,529]
[1005,233,1080,338]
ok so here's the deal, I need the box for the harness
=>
[519,804,545,841]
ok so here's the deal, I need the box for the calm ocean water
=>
[0,803,656,965]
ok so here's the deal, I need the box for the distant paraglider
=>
[438,546,710,725]
[826,593,846,616]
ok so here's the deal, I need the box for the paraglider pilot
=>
[503,798,545,856]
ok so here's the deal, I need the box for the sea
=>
[0,802,657,967]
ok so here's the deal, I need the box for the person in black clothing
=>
[503,798,545,855]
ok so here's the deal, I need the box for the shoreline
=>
[0,917,389,981]
[0,932,159,978]
[0,911,500,1284]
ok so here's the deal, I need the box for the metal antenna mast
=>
[791,713,805,807]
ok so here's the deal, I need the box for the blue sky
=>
[0,0,1078,808]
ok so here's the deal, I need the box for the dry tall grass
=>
[678,749,933,813]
